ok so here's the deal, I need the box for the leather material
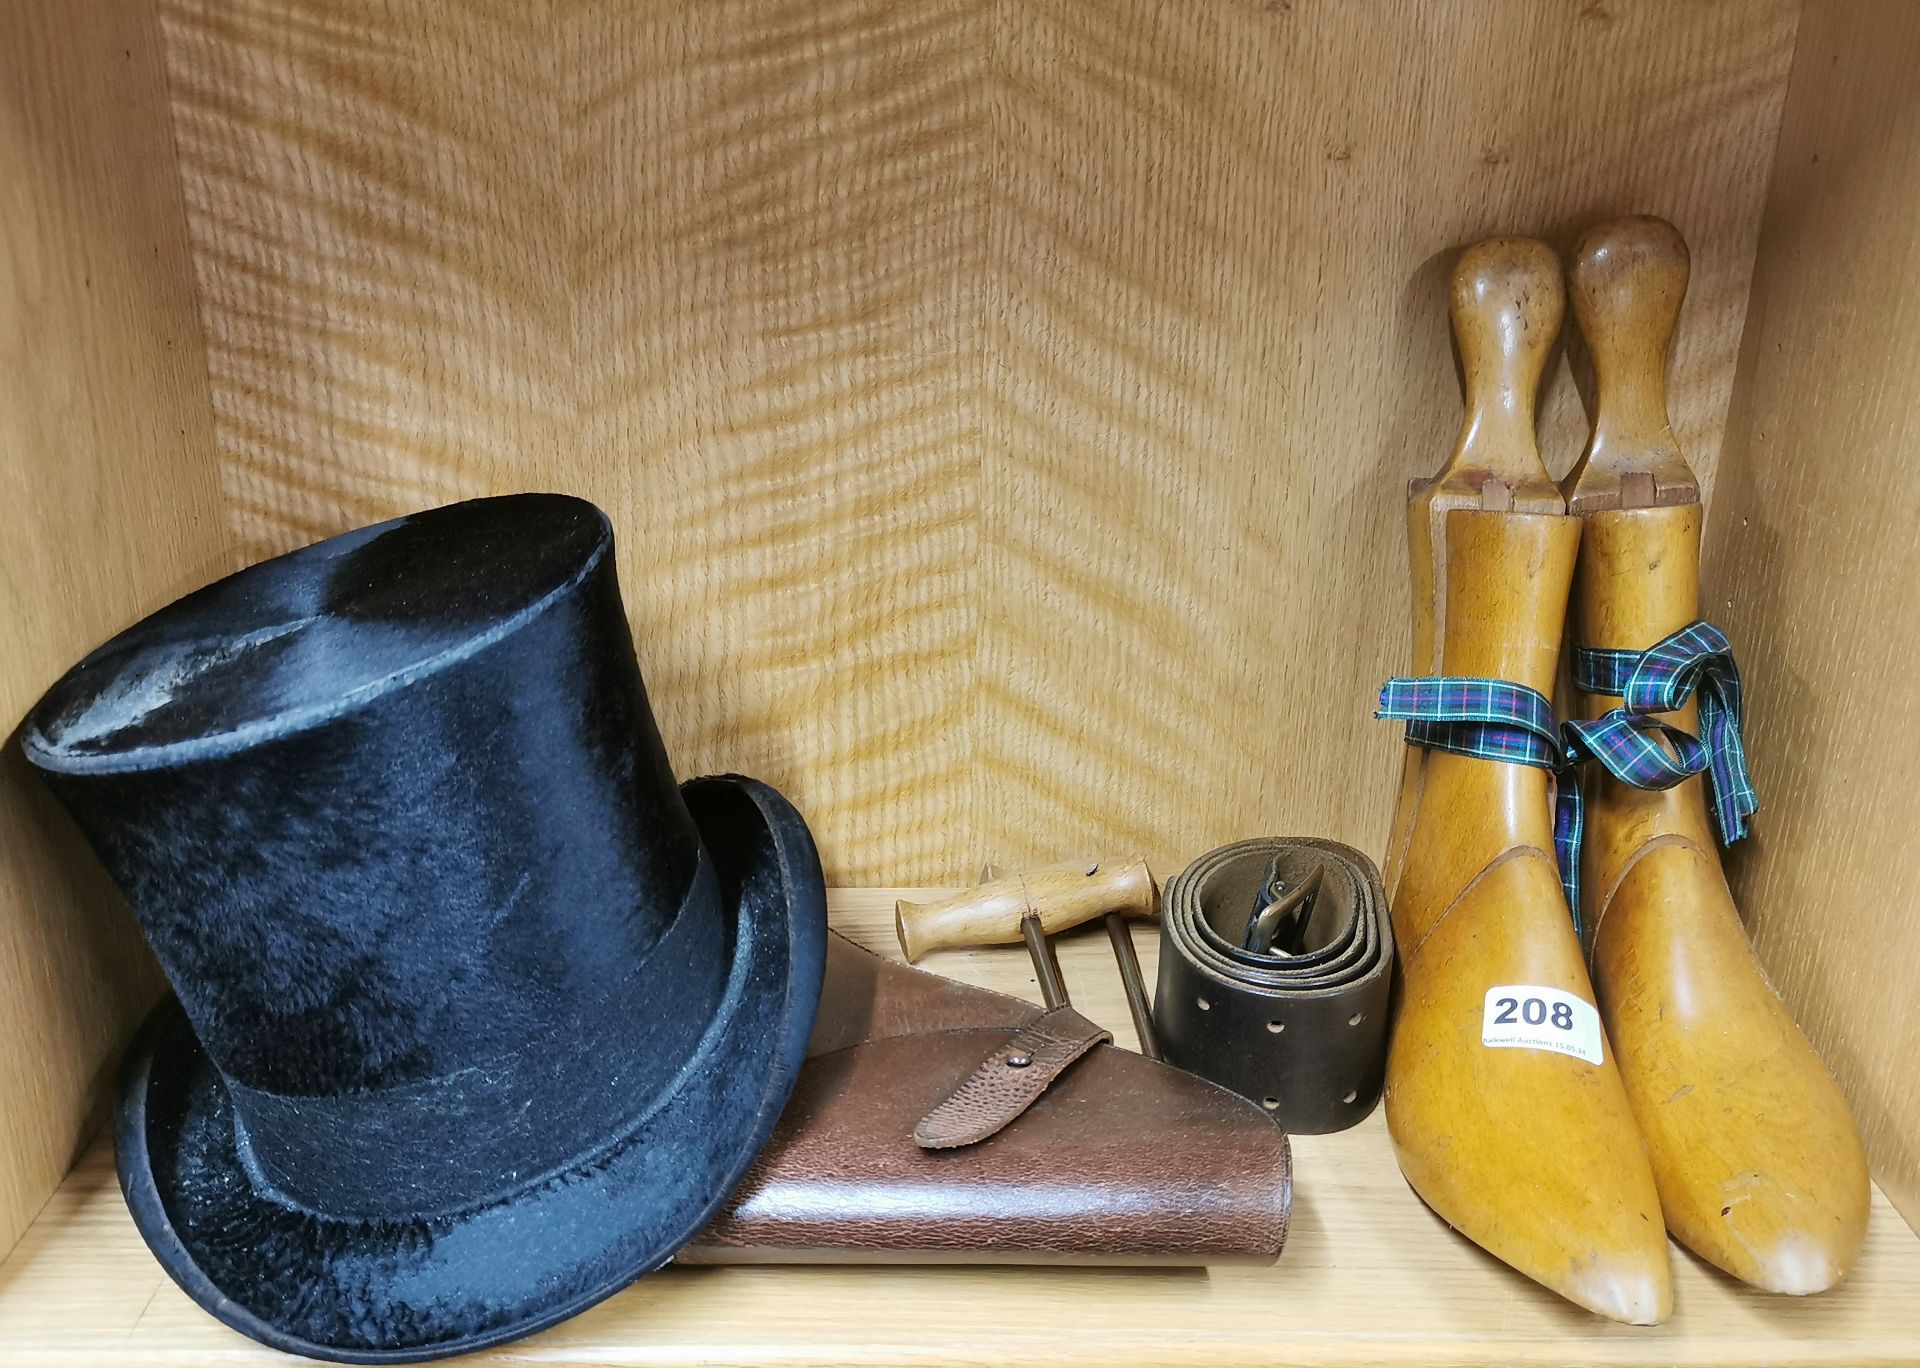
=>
[682,934,1291,1265]
[1154,839,1391,1133]
[913,1005,1111,1149]
[20,496,829,1363]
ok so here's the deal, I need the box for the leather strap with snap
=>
[1154,838,1391,1134]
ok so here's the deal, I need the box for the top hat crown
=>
[23,494,827,1362]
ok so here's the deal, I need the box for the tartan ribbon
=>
[1376,677,1587,933]
[1571,620,1758,844]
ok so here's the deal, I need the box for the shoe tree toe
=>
[1593,842,1871,1293]
[1388,854,1673,1324]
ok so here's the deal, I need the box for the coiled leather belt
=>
[1154,838,1392,1134]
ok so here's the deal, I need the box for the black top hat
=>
[21,495,827,1363]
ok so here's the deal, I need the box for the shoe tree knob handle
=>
[1566,215,1696,507]
[1571,214,1688,391]
[895,859,1157,962]
[1447,236,1565,492]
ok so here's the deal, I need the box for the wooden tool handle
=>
[1446,235,1565,489]
[1564,215,1699,510]
[895,859,1157,962]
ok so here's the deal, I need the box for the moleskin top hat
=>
[20,494,828,1363]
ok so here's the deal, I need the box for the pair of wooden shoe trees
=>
[1383,217,1868,1323]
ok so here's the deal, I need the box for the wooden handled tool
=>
[897,860,1161,1060]
[895,860,1156,961]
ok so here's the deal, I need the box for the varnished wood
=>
[894,859,1155,961]
[10,9,1920,1359]
[1,0,1808,1273]
[149,0,1798,885]
[1386,508,1670,1324]
[1567,215,1870,1294]
[0,0,231,1259]
[1386,237,1567,898]
[1577,512,1872,1291]
[1703,0,1920,1241]
[1564,217,1702,512]
[3,890,1919,1367]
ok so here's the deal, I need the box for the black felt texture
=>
[21,496,828,1363]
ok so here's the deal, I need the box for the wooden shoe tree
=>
[1564,215,1870,1294]
[1386,240,1569,898]
[1385,239,1671,1326]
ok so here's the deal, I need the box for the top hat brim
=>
[112,775,828,1364]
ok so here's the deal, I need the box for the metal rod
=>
[1020,911,1069,1011]
[1105,911,1162,1061]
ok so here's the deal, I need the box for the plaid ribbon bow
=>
[1375,677,1589,932]
[1570,620,1758,845]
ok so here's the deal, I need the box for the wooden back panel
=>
[1704,0,1920,1235]
[154,0,1794,883]
[14,0,1871,1262]
[0,0,235,1256]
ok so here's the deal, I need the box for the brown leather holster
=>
[680,933,1292,1266]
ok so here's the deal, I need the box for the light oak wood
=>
[1564,217,1701,513]
[150,0,1798,884]
[1567,216,1869,1294]
[1382,234,1666,1321]
[33,0,1920,1337]
[0,0,231,1260]
[1703,0,1920,1237]
[1,890,1918,1367]
[1387,509,1670,1325]
[896,858,1154,960]
[1385,236,1567,898]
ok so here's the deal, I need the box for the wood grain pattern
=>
[1,890,1918,1367]
[154,0,1797,884]
[1567,216,1870,1294]
[1385,235,1568,898]
[895,857,1154,959]
[15,6,1920,1354]
[1388,510,1669,1324]
[0,0,231,1257]
[1702,0,1920,1236]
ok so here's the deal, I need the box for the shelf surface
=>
[1,889,1916,1367]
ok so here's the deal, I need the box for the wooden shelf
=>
[2,889,1916,1367]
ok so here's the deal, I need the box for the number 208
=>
[1492,996,1575,1030]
